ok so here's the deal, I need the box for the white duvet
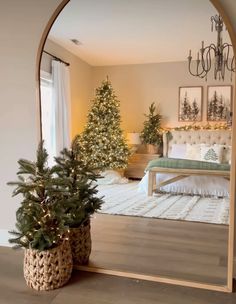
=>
[138,172,230,197]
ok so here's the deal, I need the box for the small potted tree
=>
[140,103,163,154]
[54,135,103,265]
[8,142,72,291]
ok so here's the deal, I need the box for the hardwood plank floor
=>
[0,247,236,304]
[89,214,228,285]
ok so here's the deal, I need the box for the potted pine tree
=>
[8,142,72,291]
[140,103,163,154]
[54,136,103,265]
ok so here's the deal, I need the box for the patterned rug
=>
[97,181,229,225]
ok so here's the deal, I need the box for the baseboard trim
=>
[0,229,11,247]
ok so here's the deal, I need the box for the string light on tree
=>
[8,142,68,251]
[80,77,130,170]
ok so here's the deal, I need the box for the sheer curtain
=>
[51,60,71,158]
[40,71,54,165]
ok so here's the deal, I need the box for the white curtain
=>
[52,60,71,157]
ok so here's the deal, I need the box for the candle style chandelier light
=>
[188,14,235,81]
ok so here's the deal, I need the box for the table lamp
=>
[127,132,141,153]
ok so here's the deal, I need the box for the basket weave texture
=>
[24,240,72,291]
[70,219,91,265]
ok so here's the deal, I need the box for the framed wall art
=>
[178,86,203,122]
[207,85,232,121]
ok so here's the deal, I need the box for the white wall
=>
[91,61,234,133]
[0,0,63,231]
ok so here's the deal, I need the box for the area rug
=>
[97,181,229,225]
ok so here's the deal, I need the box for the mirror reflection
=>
[40,0,234,286]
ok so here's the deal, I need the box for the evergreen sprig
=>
[140,103,163,145]
[8,142,68,251]
[54,136,104,228]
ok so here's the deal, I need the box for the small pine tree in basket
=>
[8,142,72,291]
[54,135,104,265]
[140,103,163,154]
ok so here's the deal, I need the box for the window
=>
[40,71,55,165]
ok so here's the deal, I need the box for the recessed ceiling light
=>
[71,39,82,46]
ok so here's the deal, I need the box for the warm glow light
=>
[127,133,141,145]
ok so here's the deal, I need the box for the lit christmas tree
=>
[140,103,163,146]
[8,142,67,251]
[80,78,130,170]
[54,135,103,228]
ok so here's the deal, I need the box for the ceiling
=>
[48,0,231,66]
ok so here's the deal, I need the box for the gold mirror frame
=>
[36,0,236,292]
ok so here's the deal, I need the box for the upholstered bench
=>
[147,157,230,196]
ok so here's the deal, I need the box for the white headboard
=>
[163,130,232,157]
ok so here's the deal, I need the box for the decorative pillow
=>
[185,144,202,160]
[200,145,224,164]
[168,144,186,159]
[214,145,231,164]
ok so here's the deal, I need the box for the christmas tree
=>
[80,78,130,170]
[54,135,103,228]
[217,95,226,120]
[191,99,200,121]
[208,90,220,120]
[140,103,163,145]
[8,142,67,251]
[203,148,218,161]
[180,92,192,121]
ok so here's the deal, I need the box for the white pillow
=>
[185,144,202,160]
[224,146,231,164]
[214,145,231,164]
[96,170,129,185]
[168,144,186,159]
[200,145,223,164]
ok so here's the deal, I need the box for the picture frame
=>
[207,85,232,122]
[178,86,203,122]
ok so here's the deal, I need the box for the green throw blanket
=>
[146,157,231,172]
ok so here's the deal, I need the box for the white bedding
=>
[138,172,230,197]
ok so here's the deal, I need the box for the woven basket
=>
[24,240,72,291]
[147,144,158,154]
[69,219,91,265]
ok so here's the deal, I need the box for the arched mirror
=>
[39,0,235,292]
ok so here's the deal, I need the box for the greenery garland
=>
[164,123,231,141]
[163,122,231,132]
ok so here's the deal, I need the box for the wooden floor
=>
[88,214,228,285]
[0,246,236,304]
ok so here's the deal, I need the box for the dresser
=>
[124,153,160,179]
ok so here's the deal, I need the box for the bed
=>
[138,129,231,197]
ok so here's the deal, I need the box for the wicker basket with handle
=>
[24,239,72,291]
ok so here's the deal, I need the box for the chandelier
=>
[188,14,235,81]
